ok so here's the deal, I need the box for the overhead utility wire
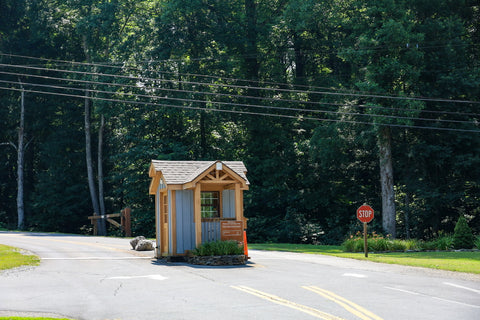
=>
[1,78,475,127]
[1,85,478,134]
[3,39,479,77]
[2,69,478,119]
[1,80,478,132]
[1,54,479,105]
[2,62,480,120]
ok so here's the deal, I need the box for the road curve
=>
[1,231,479,320]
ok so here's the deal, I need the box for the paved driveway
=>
[1,231,479,320]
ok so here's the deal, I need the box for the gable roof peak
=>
[150,160,248,186]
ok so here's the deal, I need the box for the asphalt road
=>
[1,231,479,320]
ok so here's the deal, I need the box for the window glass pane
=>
[201,191,219,218]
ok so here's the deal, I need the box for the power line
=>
[0,84,478,133]
[1,53,479,105]
[2,69,479,119]
[0,78,476,128]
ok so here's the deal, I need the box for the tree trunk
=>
[98,114,106,218]
[378,126,396,238]
[85,90,105,235]
[16,88,25,230]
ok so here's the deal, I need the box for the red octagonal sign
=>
[357,204,374,223]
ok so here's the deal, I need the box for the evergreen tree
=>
[453,215,474,249]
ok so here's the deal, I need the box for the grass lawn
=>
[249,243,480,274]
[0,244,40,271]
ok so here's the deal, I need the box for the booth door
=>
[202,219,221,243]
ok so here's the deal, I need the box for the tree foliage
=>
[0,0,478,243]
[453,215,474,249]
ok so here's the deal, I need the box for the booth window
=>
[201,191,219,218]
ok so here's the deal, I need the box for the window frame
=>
[200,191,221,219]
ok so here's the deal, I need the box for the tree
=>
[453,215,474,249]
[339,0,425,238]
[1,86,31,229]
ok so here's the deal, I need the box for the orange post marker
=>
[243,231,249,260]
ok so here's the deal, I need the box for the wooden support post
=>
[122,207,131,237]
[92,216,98,236]
[364,222,368,258]
[234,183,243,227]
[194,185,202,247]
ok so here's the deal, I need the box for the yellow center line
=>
[231,285,345,320]
[303,286,384,320]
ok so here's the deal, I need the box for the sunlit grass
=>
[249,243,480,274]
[0,244,40,270]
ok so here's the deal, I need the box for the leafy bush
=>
[475,236,480,250]
[342,232,424,252]
[453,215,474,249]
[434,235,454,250]
[191,240,244,256]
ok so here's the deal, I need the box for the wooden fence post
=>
[122,207,132,237]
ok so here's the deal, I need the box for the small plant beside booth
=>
[187,240,246,266]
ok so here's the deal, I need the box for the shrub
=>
[342,233,423,252]
[453,215,474,249]
[368,237,389,252]
[435,235,454,250]
[475,236,480,250]
[420,239,438,251]
[191,240,244,256]
[342,232,365,252]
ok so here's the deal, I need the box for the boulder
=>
[135,239,155,251]
[130,236,146,249]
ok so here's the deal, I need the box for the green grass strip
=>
[249,243,480,274]
[0,244,40,270]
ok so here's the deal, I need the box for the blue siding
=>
[168,190,173,254]
[202,220,221,243]
[222,190,235,219]
[175,190,195,254]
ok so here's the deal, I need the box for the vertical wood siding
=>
[202,220,221,243]
[155,188,161,253]
[175,190,195,254]
[168,190,173,254]
[222,190,235,219]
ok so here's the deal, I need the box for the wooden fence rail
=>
[88,207,131,237]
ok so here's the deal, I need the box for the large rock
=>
[135,239,155,251]
[130,236,146,249]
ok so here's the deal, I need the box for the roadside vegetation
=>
[250,234,480,274]
[342,233,480,253]
[192,240,244,256]
[0,244,40,271]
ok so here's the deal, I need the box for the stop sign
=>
[357,204,374,223]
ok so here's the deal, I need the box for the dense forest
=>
[1,0,479,244]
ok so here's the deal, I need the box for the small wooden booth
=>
[149,160,249,258]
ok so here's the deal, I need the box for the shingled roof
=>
[149,160,249,186]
